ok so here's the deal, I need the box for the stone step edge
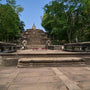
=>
[18,57,84,63]
[17,62,86,68]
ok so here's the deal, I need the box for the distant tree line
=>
[41,0,90,44]
[0,0,25,42]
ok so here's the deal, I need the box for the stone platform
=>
[18,57,85,68]
[0,50,90,89]
[0,66,90,90]
[0,50,90,67]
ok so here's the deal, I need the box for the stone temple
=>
[21,24,49,49]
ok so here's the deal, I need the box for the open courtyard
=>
[0,49,90,90]
[0,65,90,90]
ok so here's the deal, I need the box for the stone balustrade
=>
[64,42,90,52]
[0,42,17,53]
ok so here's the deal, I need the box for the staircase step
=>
[26,45,45,49]
[17,57,85,68]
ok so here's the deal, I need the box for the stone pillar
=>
[72,46,75,51]
[1,46,6,52]
[9,47,12,51]
[13,46,17,52]
[64,45,67,51]
[80,46,82,51]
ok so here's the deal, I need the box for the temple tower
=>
[32,24,36,30]
[20,24,49,49]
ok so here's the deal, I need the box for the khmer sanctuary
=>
[20,24,49,49]
[0,0,90,89]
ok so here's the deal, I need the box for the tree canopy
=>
[41,0,90,44]
[0,0,25,42]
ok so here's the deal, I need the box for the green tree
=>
[42,0,90,43]
[6,0,24,15]
[18,21,25,32]
[0,4,20,42]
[0,0,25,42]
[42,1,68,42]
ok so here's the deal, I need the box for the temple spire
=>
[32,24,36,30]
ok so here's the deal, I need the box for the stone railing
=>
[0,42,17,53]
[64,42,90,52]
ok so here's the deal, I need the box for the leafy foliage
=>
[18,21,25,32]
[0,4,19,41]
[41,0,90,43]
[6,0,24,15]
[0,0,25,42]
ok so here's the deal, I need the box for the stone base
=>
[2,58,18,66]
[17,57,85,68]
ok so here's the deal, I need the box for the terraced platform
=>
[0,50,90,67]
[0,50,90,90]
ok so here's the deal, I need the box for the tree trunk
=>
[67,29,72,43]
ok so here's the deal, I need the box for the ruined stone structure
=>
[0,42,17,53]
[21,24,48,49]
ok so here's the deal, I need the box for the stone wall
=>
[0,56,2,65]
[2,58,18,66]
[64,42,90,52]
[47,45,62,50]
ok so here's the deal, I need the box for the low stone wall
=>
[0,56,2,65]
[64,42,90,52]
[48,45,62,50]
[2,58,18,66]
[0,42,17,53]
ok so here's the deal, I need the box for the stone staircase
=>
[17,57,85,68]
[1,50,90,67]
[26,45,45,49]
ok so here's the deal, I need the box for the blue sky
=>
[1,0,52,31]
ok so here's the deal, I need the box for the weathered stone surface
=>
[52,68,81,90]
[20,24,49,49]
[17,57,85,68]
[0,85,7,90]
[0,66,90,90]
[1,50,90,67]
[0,42,17,53]
[0,56,2,65]
[60,86,68,90]
[1,50,90,59]
[64,42,90,52]
[84,57,90,65]
[2,58,18,66]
